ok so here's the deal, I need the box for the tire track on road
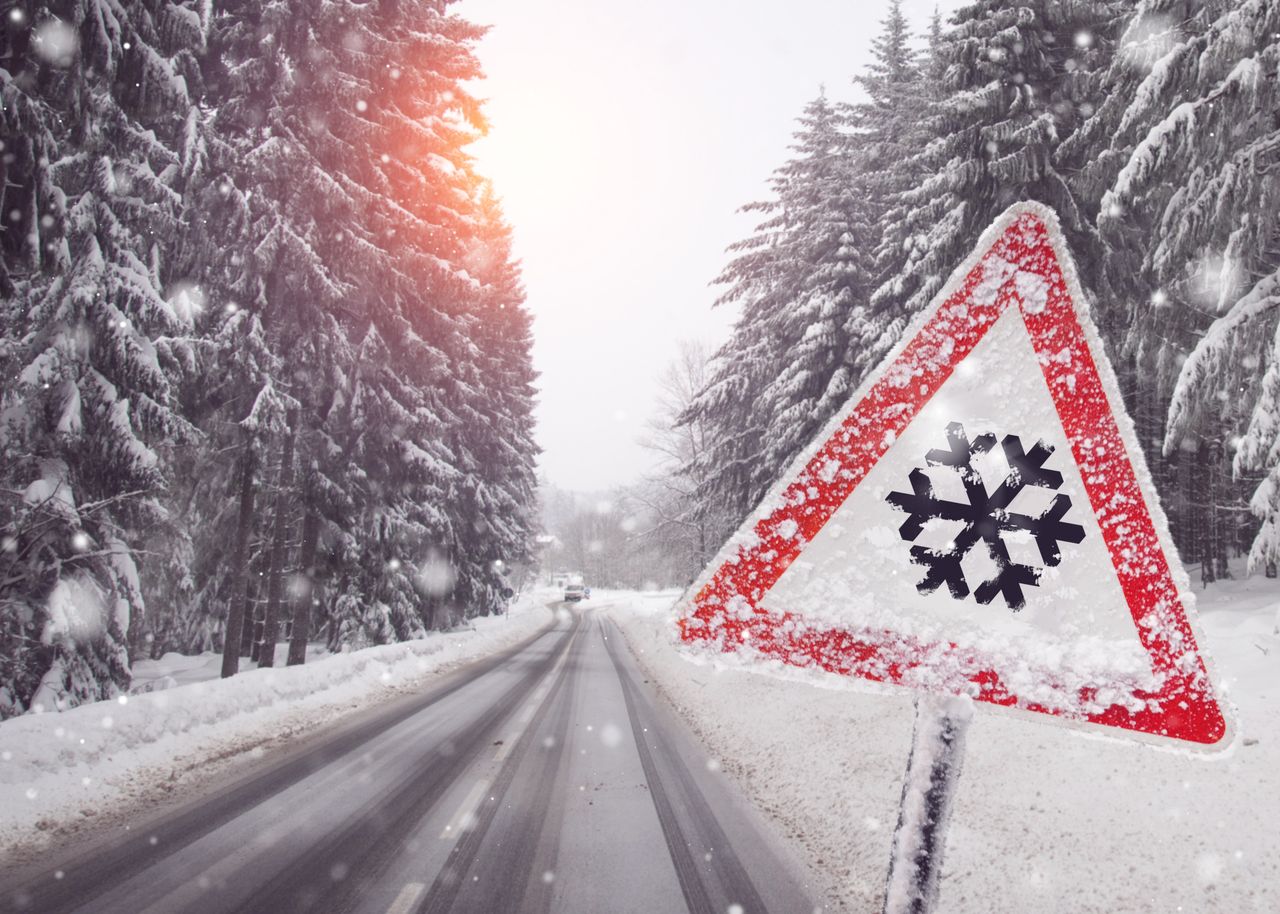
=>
[418,614,584,914]
[602,618,768,914]
[243,661,554,910]
[271,614,586,914]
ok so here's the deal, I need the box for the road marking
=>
[385,882,425,914]
[439,779,490,840]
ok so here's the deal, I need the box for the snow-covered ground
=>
[129,642,329,693]
[0,590,557,856]
[608,570,1280,913]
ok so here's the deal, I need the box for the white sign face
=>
[762,306,1157,706]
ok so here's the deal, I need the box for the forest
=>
[0,0,538,717]
[640,0,1280,591]
[5,0,1280,720]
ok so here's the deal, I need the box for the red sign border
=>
[676,203,1229,748]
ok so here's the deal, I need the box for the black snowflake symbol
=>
[885,421,1086,610]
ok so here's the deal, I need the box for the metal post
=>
[882,693,973,914]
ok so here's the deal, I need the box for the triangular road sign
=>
[676,202,1229,747]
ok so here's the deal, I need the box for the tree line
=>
[663,0,1280,586]
[0,0,538,717]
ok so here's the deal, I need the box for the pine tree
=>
[1059,2,1237,419]
[841,1,930,403]
[0,1,202,715]
[864,3,944,359]
[450,186,539,617]
[1085,1,1280,577]
[751,93,874,495]
[684,92,873,540]
[870,1,1126,347]
[681,335,770,546]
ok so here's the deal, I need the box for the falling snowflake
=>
[885,421,1085,610]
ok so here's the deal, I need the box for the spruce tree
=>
[450,187,539,617]
[752,93,874,495]
[870,1,1126,346]
[864,2,944,361]
[0,1,201,714]
[841,0,929,400]
[1080,1,1280,577]
[684,92,872,538]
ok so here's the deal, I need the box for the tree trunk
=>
[286,505,321,665]
[242,590,258,659]
[1192,440,1231,586]
[257,409,298,669]
[221,438,258,679]
[1208,440,1231,580]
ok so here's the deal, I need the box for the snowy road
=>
[2,606,819,913]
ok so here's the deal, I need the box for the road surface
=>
[2,605,821,913]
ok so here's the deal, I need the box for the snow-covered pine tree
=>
[332,323,439,643]
[1059,3,1232,437]
[870,1,1126,351]
[680,337,770,550]
[838,0,930,404]
[0,1,202,715]
[123,13,297,662]
[449,186,539,618]
[683,92,872,541]
[337,0,516,634]
[862,2,943,363]
[750,92,874,503]
[208,0,529,651]
[1082,1,1280,577]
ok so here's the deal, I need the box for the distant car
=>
[564,584,586,603]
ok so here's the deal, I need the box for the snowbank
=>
[130,641,334,693]
[0,591,555,853]
[609,571,1280,913]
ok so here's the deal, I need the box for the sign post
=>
[882,695,971,914]
[674,202,1231,910]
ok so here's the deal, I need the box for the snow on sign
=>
[676,202,1229,748]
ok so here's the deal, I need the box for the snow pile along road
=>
[609,574,1280,913]
[0,592,555,852]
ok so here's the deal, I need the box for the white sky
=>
[461,0,960,492]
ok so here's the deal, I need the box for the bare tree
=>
[628,340,724,585]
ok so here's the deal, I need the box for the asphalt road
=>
[2,605,821,913]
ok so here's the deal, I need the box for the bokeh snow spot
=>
[32,19,78,67]
[417,553,456,597]
[42,573,108,645]
[1195,852,1223,885]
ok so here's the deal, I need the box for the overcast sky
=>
[461,0,960,492]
